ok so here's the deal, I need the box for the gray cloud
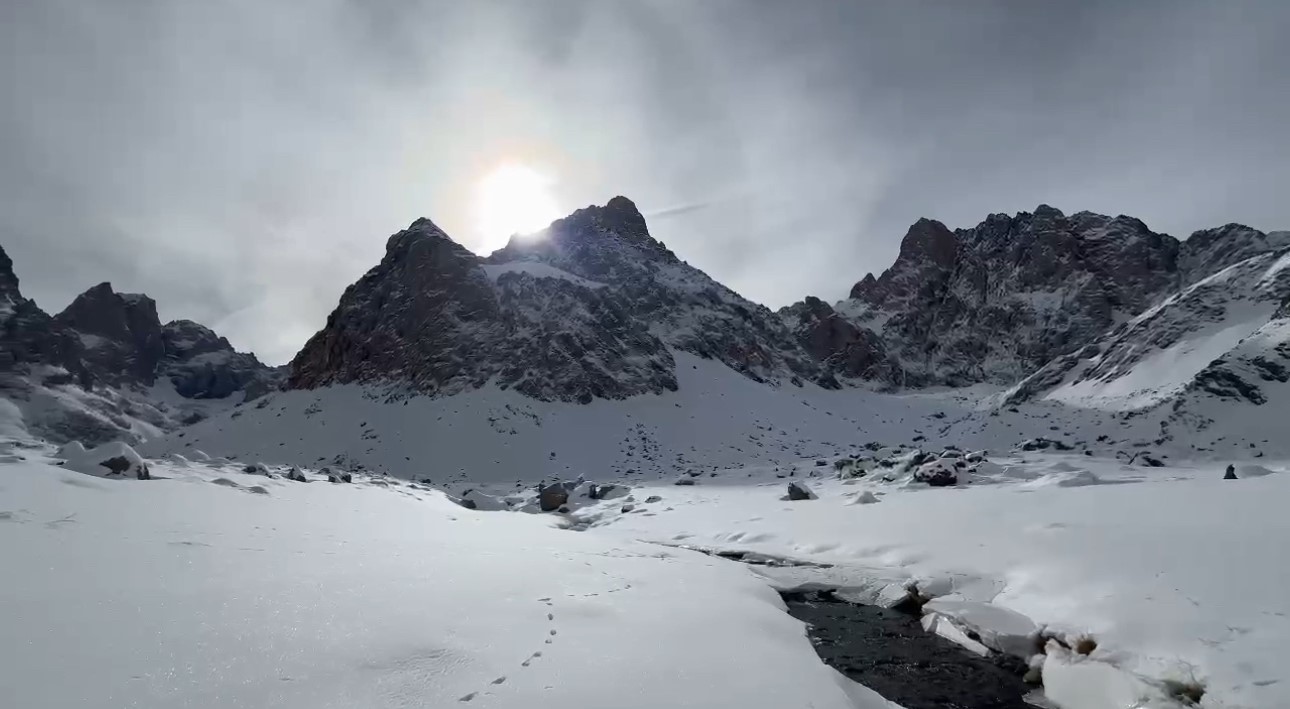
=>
[3,0,1288,363]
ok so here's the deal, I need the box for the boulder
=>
[786,481,817,500]
[588,483,628,500]
[1224,464,1238,480]
[913,460,958,487]
[538,483,569,512]
[286,467,307,482]
[674,477,696,486]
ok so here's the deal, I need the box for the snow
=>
[56,439,149,478]
[0,450,890,709]
[1046,304,1277,411]
[587,454,1290,708]
[146,352,1107,484]
[480,261,606,289]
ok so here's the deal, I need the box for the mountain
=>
[791,206,1290,389]
[0,247,280,444]
[289,196,833,404]
[144,199,1290,477]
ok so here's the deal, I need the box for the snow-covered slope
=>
[592,455,1290,709]
[0,448,890,709]
[1006,249,1290,422]
[150,352,1041,484]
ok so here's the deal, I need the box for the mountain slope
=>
[0,247,279,444]
[1006,248,1290,412]
[791,207,1290,391]
[289,197,833,406]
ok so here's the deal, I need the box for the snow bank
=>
[599,457,1290,708]
[0,456,887,709]
[56,440,150,479]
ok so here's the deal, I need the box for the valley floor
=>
[1,440,1286,708]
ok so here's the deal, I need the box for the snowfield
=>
[0,447,894,709]
[581,455,1290,709]
[3,437,1288,708]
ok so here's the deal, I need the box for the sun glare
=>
[472,163,561,252]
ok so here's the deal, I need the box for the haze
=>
[2,0,1288,364]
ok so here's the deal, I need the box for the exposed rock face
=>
[160,320,282,400]
[486,197,833,389]
[290,198,832,402]
[793,207,1287,387]
[780,296,900,384]
[53,283,165,386]
[0,247,278,444]
[1007,248,1290,408]
[289,216,676,403]
[0,245,87,381]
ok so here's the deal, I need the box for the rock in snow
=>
[56,440,151,480]
[786,481,817,500]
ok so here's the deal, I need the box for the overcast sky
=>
[3,1,1289,364]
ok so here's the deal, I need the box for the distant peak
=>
[604,195,641,214]
[1033,204,1066,219]
[385,218,464,256]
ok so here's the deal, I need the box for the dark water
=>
[782,590,1040,709]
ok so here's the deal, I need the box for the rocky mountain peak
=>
[849,217,956,307]
[54,282,164,385]
[0,244,24,305]
[290,198,834,402]
[811,206,1290,387]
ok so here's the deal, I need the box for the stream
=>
[782,589,1045,709]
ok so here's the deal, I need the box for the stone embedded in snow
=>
[966,450,987,463]
[459,490,508,511]
[1018,437,1073,452]
[57,441,151,480]
[1225,464,1238,480]
[913,459,958,487]
[786,481,817,500]
[644,495,663,504]
[286,467,307,482]
[674,477,696,486]
[538,483,569,511]
[845,491,880,505]
[326,469,353,483]
[589,483,628,500]
[243,462,271,476]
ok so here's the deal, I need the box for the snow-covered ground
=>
[0,445,893,709]
[576,454,1290,709]
[142,353,1179,484]
[7,428,1289,707]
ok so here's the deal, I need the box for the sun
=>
[472,163,561,252]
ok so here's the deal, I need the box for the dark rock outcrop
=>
[290,198,832,403]
[787,480,817,500]
[160,320,281,400]
[780,297,901,384]
[792,209,1288,389]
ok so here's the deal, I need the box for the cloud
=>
[2,0,1288,363]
